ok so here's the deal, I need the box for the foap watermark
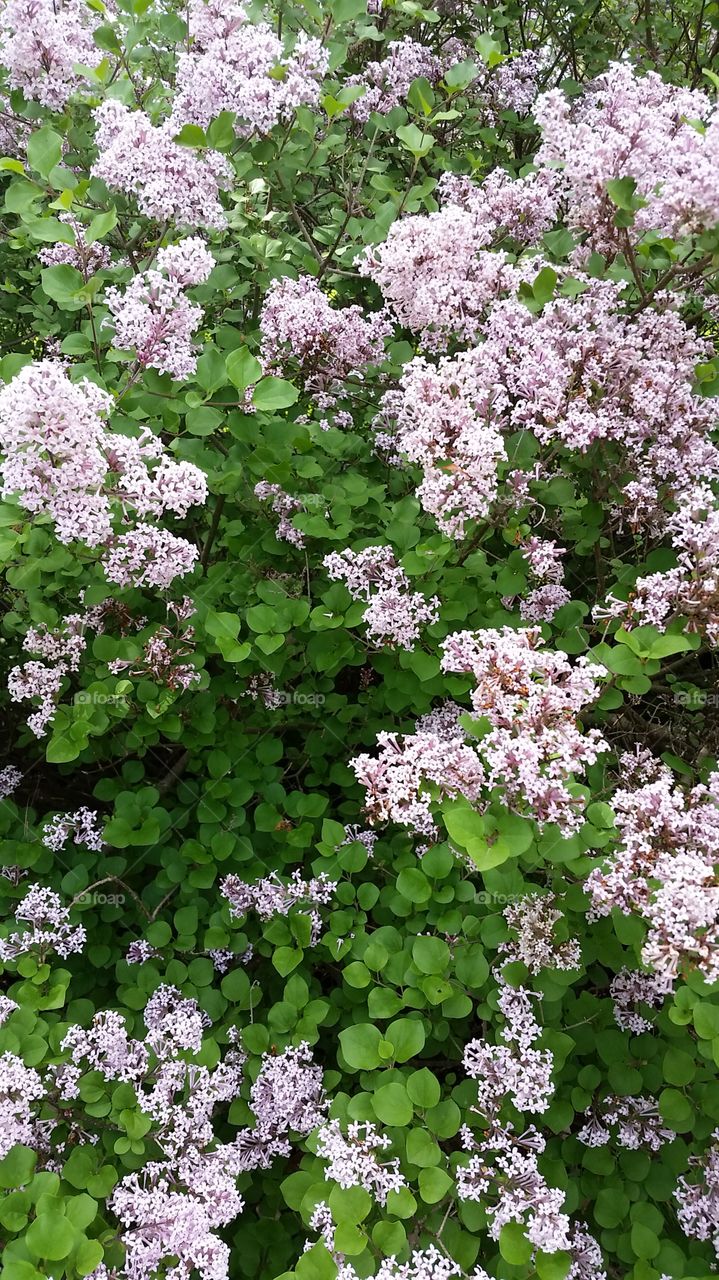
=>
[75,891,126,907]
[75,691,130,707]
[673,690,719,709]
[475,891,524,906]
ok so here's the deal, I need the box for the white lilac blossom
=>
[345,38,442,122]
[259,275,390,402]
[457,1122,572,1253]
[105,238,215,381]
[249,1042,327,1149]
[102,525,199,591]
[441,626,607,834]
[8,605,105,737]
[0,883,85,960]
[463,981,554,1115]
[171,0,329,134]
[144,985,211,1058]
[0,0,103,108]
[578,1095,676,1152]
[221,869,336,945]
[316,1119,407,1205]
[324,545,439,649]
[42,807,103,851]
[535,61,719,250]
[255,481,306,548]
[92,100,233,229]
[351,729,484,840]
[0,1051,44,1158]
[500,894,581,974]
[587,755,719,984]
[0,361,208,548]
[676,1132,719,1260]
[39,213,111,279]
[0,764,22,799]
[0,993,18,1024]
[610,968,667,1033]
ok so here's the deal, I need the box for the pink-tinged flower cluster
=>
[249,1042,327,1152]
[105,238,214,380]
[464,980,554,1115]
[8,604,105,736]
[0,992,18,1024]
[457,1122,573,1253]
[39,212,111,278]
[338,1246,487,1280]
[604,485,719,645]
[376,353,507,538]
[610,967,667,1033]
[171,0,329,134]
[0,1051,44,1158]
[221,869,336,944]
[103,525,199,590]
[92,100,233,229]
[0,0,103,109]
[535,61,719,249]
[587,755,719,985]
[316,1119,407,1206]
[0,764,22,799]
[346,37,442,122]
[243,674,284,709]
[441,625,606,833]
[109,597,200,692]
[360,172,560,347]
[500,893,581,973]
[0,361,208,548]
[676,1131,719,1261]
[0,882,85,961]
[42,806,103,851]
[579,1095,675,1152]
[259,275,390,399]
[255,481,306,548]
[514,536,571,623]
[487,48,548,116]
[324,545,439,649]
[351,724,484,841]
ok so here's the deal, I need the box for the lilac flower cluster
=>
[171,0,329,134]
[351,726,484,840]
[92,101,233,229]
[316,1119,407,1206]
[259,275,390,403]
[221,869,337,944]
[0,1051,44,1158]
[103,526,199,591]
[39,212,111,279]
[535,61,719,250]
[42,806,103,851]
[0,0,103,109]
[579,1095,675,1152]
[464,980,554,1115]
[516,536,571,623]
[105,237,215,380]
[676,1132,719,1261]
[324,545,439,649]
[610,967,667,1033]
[109,598,200,692]
[441,626,606,833]
[500,893,581,973]
[255,481,306,548]
[0,764,22,800]
[345,37,442,123]
[0,882,85,961]
[587,755,719,985]
[8,605,105,736]
[0,360,207,548]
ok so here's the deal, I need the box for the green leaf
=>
[252,376,299,411]
[418,1166,452,1203]
[386,1016,425,1062]
[396,124,435,157]
[173,124,208,147]
[0,1145,37,1189]
[226,346,261,391]
[412,935,450,975]
[338,1023,383,1070]
[372,1082,413,1126]
[206,111,237,150]
[27,127,63,179]
[499,1222,533,1265]
[26,1214,76,1260]
[86,207,117,244]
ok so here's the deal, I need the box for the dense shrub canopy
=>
[1,3,719,1280]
